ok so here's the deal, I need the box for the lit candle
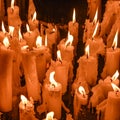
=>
[101,30,120,79]
[77,45,98,86]
[54,50,69,94]
[58,31,74,62]
[73,86,88,120]
[68,8,79,52]
[104,83,120,120]
[21,45,41,101]
[86,21,105,56]
[83,7,101,42]
[7,0,21,28]
[19,95,38,120]
[0,37,13,112]
[23,24,38,50]
[43,71,62,119]
[43,111,57,120]
[28,11,39,31]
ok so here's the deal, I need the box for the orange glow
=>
[85,45,89,58]
[49,71,57,87]
[26,24,31,33]
[36,35,42,48]
[93,8,98,24]
[18,28,23,41]
[11,0,14,9]
[92,21,99,38]
[2,21,6,33]
[112,30,118,49]
[57,50,62,62]
[46,111,54,120]
[111,70,119,81]
[9,26,14,37]
[78,86,86,96]
[65,31,73,46]
[111,83,120,92]
[32,11,37,21]
[72,8,76,23]
[3,37,10,48]
[20,95,28,105]
[45,34,47,47]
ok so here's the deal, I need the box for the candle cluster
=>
[0,0,120,120]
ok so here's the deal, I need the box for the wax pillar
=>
[104,91,120,120]
[0,44,13,112]
[21,49,41,101]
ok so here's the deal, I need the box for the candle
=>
[0,37,13,112]
[101,31,120,79]
[54,50,69,94]
[104,83,120,120]
[87,0,101,21]
[23,24,38,50]
[73,86,88,120]
[58,32,74,62]
[7,0,21,28]
[68,8,79,53]
[28,11,39,31]
[43,71,62,119]
[77,45,98,86]
[21,46,41,101]
[19,95,38,120]
[85,21,105,56]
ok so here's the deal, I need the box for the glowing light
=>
[32,11,37,21]
[49,71,57,87]
[65,32,73,46]
[78,86,86,96]
[3,37,10,48]
[72,8,76,23]
[36,35,42,48]
[9,26,14,37]
[85,45,89,58]
[11,0,14,9]
[57,50,62,62]
[2,21,6,33]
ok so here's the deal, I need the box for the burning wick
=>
[57,50,62,64]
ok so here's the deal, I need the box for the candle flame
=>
[112,30,118,49]
[9,26,14,37]
[26,24,31,33]
[85,45,89,58]
[3,37,10,48]
[32,11,37,21]
[49,71,57,87]
[72,8,76,23]
[36,35,42,48]
[52,28,55,32]
[57,50,62,62]
[18,28,23,41]
[93,8,98,24]
[20,95,28,105]
[11,0,14,9]
[2,21,6,33]
[65,32,73,46]
[111,83,120,92]
[111,70,119,81]
[21,45,29,50]
[45,34,47,47]
[78,86,86,96]
[92,21,99,38]
[46,111,54,120]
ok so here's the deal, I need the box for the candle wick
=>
[51,84,55,88]
[86,54,88,59]
[115,91,119,96]
[11,8,14,14]
[112,46,114,50]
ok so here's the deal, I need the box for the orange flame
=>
[57,50,62,62]
[92,21,99,38]
[111,83,120,92]
[32,11,37,21]
[36,35,42,48]
[2,21,6,33]
[78,86,86,96]
[11,0,14,9]
[65,31,73,46]
[3,37,10,48]
[72,8,76,23]
[20,95,28,105]
[45,34,47,47]
[46,111,54,120]
[18,28,23,41]
[49,71,57,87]
[85,45,89,58]
[93,8,98,24]
[112,30,118,49]
[9,26,14,37]
[111,70,119,81]
[26,24,31,33]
